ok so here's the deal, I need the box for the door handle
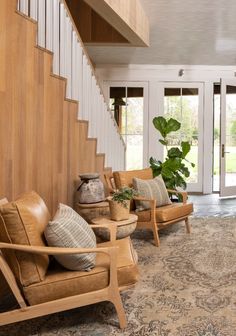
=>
[221,144,230,158]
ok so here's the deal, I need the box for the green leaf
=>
[159,139,168,146]
[149,157,162,177]
[163,157,182,172]
[165,179,175,189]
[175,172,187,190]
[179,164,190,177]
[161,167,174,179]
[149,157,162,168]
[153,116,167,138]
[166,118,181,134]
[191,162,195,168]
[168,147,182,158]
[181,141,191,158]
[149,157,157,165]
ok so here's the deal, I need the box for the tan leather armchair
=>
[0,192,139,328]
[113,168,193,247]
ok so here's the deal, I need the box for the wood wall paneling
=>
[0,0,107,214]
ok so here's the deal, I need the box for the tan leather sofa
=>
[113,168,193,246]
[0,191,139,328]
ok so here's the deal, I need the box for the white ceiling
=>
[86,0,236,65]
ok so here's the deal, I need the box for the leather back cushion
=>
[113,168,153,189]
[113,168,153,210]
[0,191,50,286]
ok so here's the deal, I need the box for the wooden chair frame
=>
[0,222,127,329]
[134,189,191,247]
[104,171,116,194]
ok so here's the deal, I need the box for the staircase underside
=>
[0,0,110,216]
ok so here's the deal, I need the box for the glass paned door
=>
[159,83,204,192]
[220,80,236,197]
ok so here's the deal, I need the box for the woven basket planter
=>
[108,199,130,221]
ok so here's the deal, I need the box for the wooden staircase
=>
[0,0,110,215]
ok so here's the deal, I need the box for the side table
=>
[75,201,110,223]
[91,214,138,241]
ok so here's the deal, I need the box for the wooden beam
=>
[83,0,149,47]
[66,0,128,44]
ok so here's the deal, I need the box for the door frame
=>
[157,82,204,193]
[220,79,236,197]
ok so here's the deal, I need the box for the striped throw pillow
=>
[44,204,96,271]
[133,176,172,210]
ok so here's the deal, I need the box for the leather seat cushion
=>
[134,202,193,223]
[23,238,139,305]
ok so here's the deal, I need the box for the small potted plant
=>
[108,187,138,221]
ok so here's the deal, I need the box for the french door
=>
[158,82,204,192]
[220,79,236,197]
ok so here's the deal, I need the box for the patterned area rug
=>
[1,217,236,336]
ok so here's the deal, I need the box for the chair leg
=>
[112,294,127,329]
[152,225,160,247]
[185,217,191,234]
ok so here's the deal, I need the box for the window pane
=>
[213,84,220,191]
[126,135,143,170]
[181,89,199,141]
[164,89,181,140]
[164,87,199,184]
[109,86,144,171]
[126,95,144,135]
[225,86,236,187]
[126,88,143,135]
[109,87,126,130]
[182,88,198,96]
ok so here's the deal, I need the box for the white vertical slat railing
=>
[46,0,53,52]
[17,0,125,171]
[52,0,60,75]
[30,0,37,20]
[19,0,28,15]
[38,0,46,47]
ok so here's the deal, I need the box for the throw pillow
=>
[44,204,96,271]
[133,176,172,210]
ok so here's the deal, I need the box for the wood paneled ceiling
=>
[84,0,236,65]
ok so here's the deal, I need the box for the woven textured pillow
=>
[44,204,96,271]
[133,176,172,210]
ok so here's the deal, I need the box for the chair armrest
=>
[133,197,156,223]
[0,242,116,257]
[0,242,119,287]
[90,223,117,242]
[167,189,188,204]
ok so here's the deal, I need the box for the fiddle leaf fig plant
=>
[150,116,195,192]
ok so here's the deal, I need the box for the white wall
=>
[95,64,236,194]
